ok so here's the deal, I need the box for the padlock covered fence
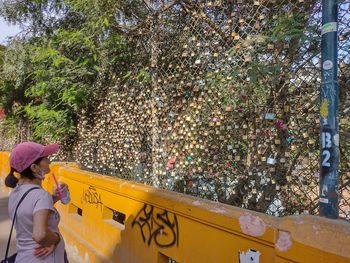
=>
[0,0,349,220]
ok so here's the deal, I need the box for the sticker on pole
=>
[323,60,333,70]
[321,22,337,35]
[320,197,329,204]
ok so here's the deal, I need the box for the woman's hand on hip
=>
[33,244,55,259]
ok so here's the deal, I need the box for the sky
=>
[0,17,21,45]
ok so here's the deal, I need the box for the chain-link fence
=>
[73,0,350,220]
[3,0,350,220]
[0,118,30,150]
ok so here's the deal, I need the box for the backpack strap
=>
[3,187,40,260]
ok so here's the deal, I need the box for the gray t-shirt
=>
[8,184,65,263]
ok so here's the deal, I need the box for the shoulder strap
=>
[4,187,40,260]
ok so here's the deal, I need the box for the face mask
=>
[35,167,45,180]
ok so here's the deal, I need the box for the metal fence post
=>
[319,0,339,218]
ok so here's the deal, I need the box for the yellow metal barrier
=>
[0,152,349,263]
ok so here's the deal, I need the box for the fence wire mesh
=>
[3,0,350,220]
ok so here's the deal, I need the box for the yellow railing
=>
[0,152,349,263]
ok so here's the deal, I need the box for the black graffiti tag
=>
[132,204,179,248]
[81,186,103,211]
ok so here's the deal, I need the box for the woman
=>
[5,141,68,263]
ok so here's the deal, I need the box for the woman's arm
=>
[32,209,60,246]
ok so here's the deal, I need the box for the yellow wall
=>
[0,152,349,263]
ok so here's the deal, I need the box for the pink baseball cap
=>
[10,141,59,172]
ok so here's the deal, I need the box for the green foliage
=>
[270,13,311,42]
[1,117,18,138]
[24,103,74,141]
[0,45,5,68]
[0,0,131,143]
[0,41,33,114]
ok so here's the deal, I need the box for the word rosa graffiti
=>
[81,186,103,210]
